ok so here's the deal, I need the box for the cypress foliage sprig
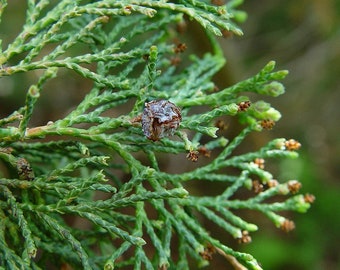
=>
[0,1,313,269]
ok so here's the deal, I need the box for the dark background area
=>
[1,1,339,269]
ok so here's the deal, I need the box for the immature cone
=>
[285,139,301,151]
[186,150,199,162]
[304,194,316,204]
[238,230,252,244]
[199,243,216,261]
[237,100,251,112]
[287,180,302,194]
[142,100,181,141]
[260,119,275,130]
[280,219,295,232]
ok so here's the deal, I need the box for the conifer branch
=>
[0,1,313,269]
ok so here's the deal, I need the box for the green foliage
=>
[0,1,313,269]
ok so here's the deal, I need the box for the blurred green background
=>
[1,1,339,269]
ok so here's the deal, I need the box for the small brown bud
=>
[252,180,264,193]
[285,139,301,151]
[280,219,295,232]
[198,146,211,158]
[186,150,199,162]
[304,193,316,204]
[237,100,251,112]
[267,179,279,188]
[254,158,265,169]
[174,43,187,54]
[199,243,216,261]
[131,115,142,125]
[238,230,252,244]
[260,119,275,130]
[287,180,302,194]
